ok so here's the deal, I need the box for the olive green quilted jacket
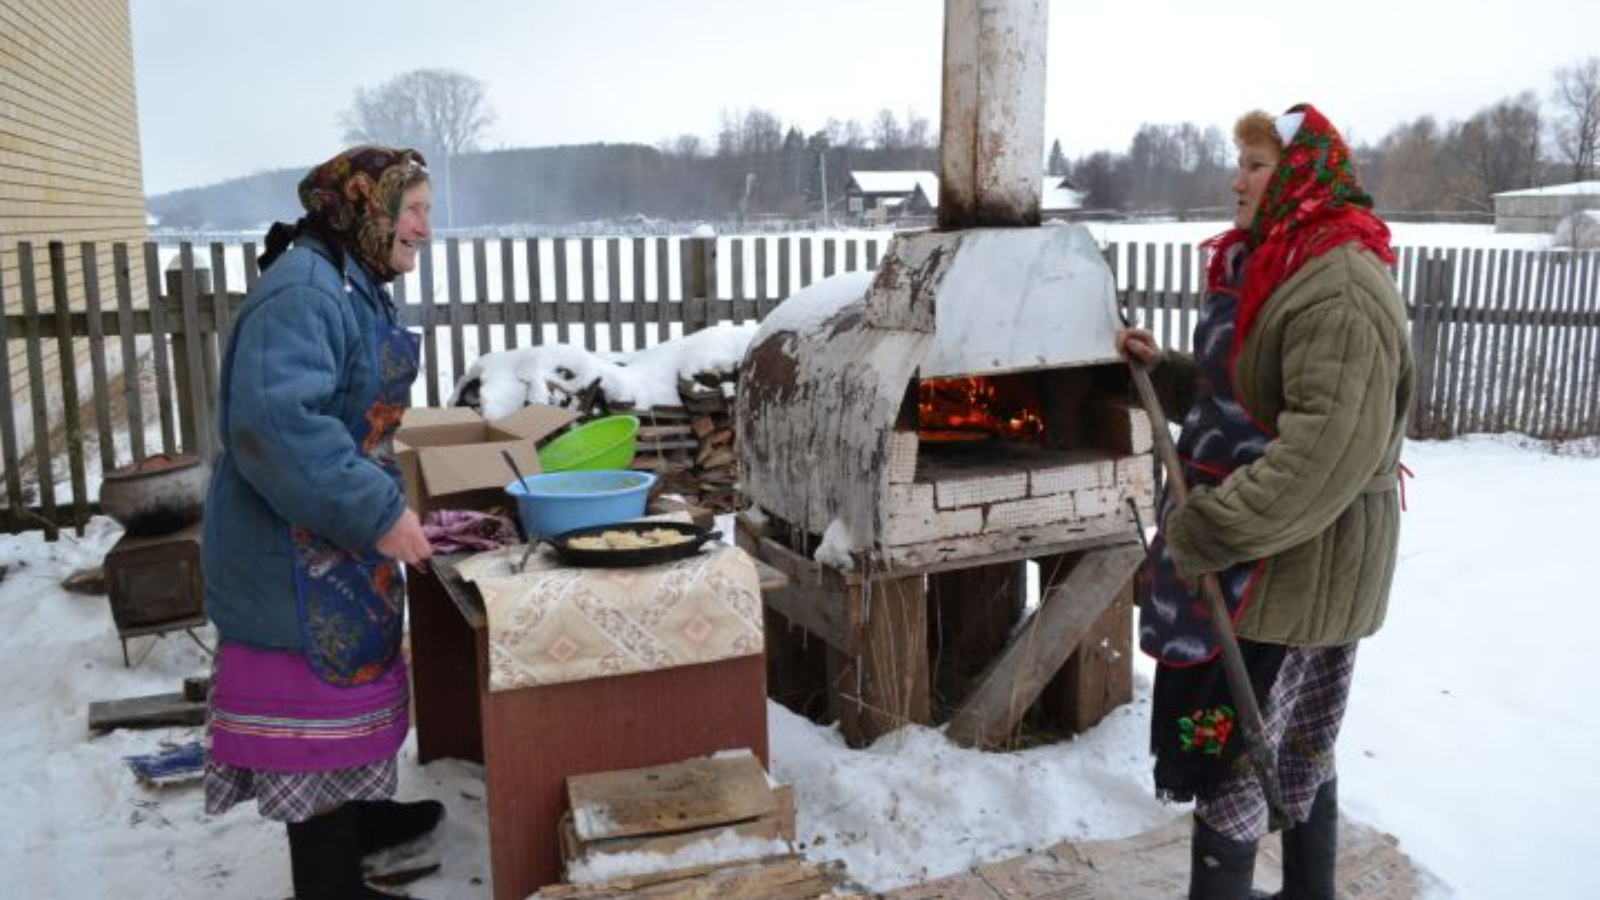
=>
[1151,244,1415,646]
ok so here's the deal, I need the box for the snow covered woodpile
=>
[448,323,757,512]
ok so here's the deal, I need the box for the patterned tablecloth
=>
[454,543,764,692]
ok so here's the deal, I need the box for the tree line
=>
[148,58,1600,230]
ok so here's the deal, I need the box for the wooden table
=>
[405,554,779,900]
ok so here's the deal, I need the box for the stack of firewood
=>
[621,374,742,514]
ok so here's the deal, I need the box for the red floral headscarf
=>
[296,145,429,282]
[1202,104,1395,359]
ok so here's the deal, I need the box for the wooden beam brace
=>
[945,542,1144,750]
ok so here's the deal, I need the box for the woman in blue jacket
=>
[202,145,438,899]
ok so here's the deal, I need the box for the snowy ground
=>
[0,434,1594,898]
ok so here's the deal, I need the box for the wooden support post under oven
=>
[739,513,1144,749]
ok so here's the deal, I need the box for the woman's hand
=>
[377,508,433,568]
[1115,328,1160,369]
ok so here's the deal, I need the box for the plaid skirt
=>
[1192,643,1358,842]
[205,757,397,823]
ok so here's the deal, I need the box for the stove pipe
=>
[937,0,1048,229]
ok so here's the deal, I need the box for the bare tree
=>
[1551,56,1600,182]
[341,68,495,227]
[871,108,905,151]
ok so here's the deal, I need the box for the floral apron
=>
[1138,284,1274,667]
[290,295,420,686]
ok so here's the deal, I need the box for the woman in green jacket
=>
[1117,104,1414,900]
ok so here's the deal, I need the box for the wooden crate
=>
[559,754,796,885]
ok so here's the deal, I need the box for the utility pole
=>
[738,173,756,228]
[818,151,830,227]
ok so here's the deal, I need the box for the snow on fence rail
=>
[0,235,1596,537]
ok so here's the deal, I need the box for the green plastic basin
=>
[537,415,640,472]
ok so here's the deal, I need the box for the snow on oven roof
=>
[850,170,939,196]
[1493,180,1600,198]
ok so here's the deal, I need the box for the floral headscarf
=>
[293,145,429,282]
[1203,104,1395,359]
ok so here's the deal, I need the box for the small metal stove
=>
[104,520,207,666]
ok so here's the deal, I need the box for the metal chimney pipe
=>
[938,0,1048,229]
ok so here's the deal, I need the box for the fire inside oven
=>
[917,375,1044,443]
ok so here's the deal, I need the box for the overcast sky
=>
[131,0,1600,196]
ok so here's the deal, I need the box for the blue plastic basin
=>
[505,470,657,539]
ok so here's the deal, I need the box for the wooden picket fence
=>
[0,235,1595,537]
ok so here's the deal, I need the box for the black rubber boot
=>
[351,798,446,857]
[1190,815,1260,900]
[286,804,419,899]
[1280,778,1338,899]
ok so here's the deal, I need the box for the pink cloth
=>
[422,508,521,554]
[208,643,409,773]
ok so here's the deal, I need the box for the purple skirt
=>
[208,642,409,773]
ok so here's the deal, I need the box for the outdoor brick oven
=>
[736,0,1155,747]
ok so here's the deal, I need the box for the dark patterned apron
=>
[1138,283,1275,667]
[291,294,420,686]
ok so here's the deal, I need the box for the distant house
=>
[845,171,939,223]
[903,174,1085,220]
[1492,181,1600,234]
[1041,175,1086,218]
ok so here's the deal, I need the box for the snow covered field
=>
[0,434,1593,898]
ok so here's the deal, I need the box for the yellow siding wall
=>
[0,0,149,436]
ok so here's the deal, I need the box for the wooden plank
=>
[1481,249,1511,432]
[142,243,177,453]
[581,237,599,351]
[561,811,792,876]
[175,243,211,459]
[631,237,648,350]
[1178,244,1195,353]
[243,241,260,292]
[845,238,858,274]
[87,691,207,731]
[655,237,671,343]
[19,244,58,537]
[207,242,230,452]
[1037,570,1134,735]
[566,754,778,842]
[799,236,813,289]
[1463,248,1490,433]
[1545,251,1571,437]
[80,242,114,473]
[555,237,572,344]
[473,238,492,355]
[446,238,467,386]
[1558,251,1584,437]
[945,542,1144,749]
[1498,250,1528,432]
[112,243,151,458]
[1525,252,1556,436]
[1582,253,1600,433]
[866,238,880,270]
[829,574,929,747]
[49,244,89,531]
[754,237,773,320]
[606,238,624,352]
[419,240,441,405]
[527,237,546,347]
[501,237,519,350]
[1437,248,1472,435]
[0,245,25,524]
[730,237,746,323]
[777,237,792,310]
[823,237,837,278]
[1408,250,1439,437]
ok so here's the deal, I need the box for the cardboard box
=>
[395,405,578,519]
